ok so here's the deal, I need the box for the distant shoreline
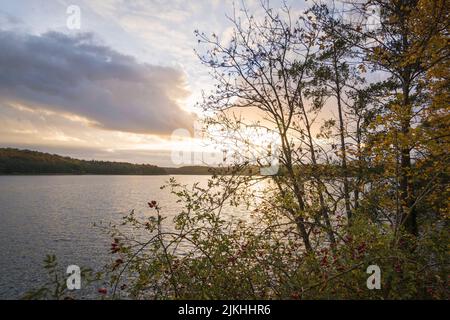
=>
[0,148,229,175]
[0,147,377,177]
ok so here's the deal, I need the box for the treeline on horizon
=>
[0,148,380,177]
[0,148,217,175]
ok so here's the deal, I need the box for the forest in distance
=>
[13,0,449,300]
[0,148,379,176]
[0,148,217,175]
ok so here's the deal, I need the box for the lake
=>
[0,175,238,299]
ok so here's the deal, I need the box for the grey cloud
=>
[0,11,22,28]
[0,30,195,134]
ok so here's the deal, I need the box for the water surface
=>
[0,175,217,299]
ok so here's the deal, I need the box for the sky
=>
[0,0,308,166]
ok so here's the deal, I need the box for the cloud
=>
[0,30,195,135]
[0,10,21,28]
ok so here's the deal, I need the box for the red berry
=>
[291,292,300,299]
[357,243,366,254]
[110,244,120,253]
[98,288,107,294]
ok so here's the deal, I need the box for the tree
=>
[335,0,449,236]
[195,1,345,250]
